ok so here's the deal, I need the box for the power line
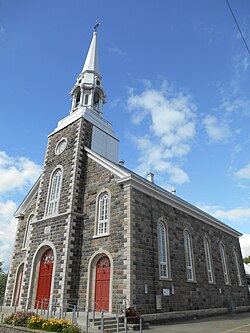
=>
[225,0,250,56]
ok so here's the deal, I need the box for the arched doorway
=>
[95,256,110,312]
[35,249,54,309]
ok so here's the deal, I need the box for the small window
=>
[204,237,214,283]
[233,248,242,286]
[97,192,109,236]
[158,220,170,279]
[184,230,195,282]
[46,168,62,216]
[22,214,34,249]
[93,91,100,109]
[220,243,230,285]
[84,94,89,105]
[75,90,81,106]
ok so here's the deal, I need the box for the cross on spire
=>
[94,20,100,32]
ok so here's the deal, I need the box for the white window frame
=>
[184,229,196,282]
[158,219,171,279]
[22,214,34,250]
[95,190,110,237]
[220,243,230,285]
[46,167,63,216]
[233,248,243,286]
[204,236,215,283]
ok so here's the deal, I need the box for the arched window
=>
[46,168,62,216]
[220,243,230,285]
[75,88,81,107]
[184,230,195,281]
[22,214,34,250]
[158,221,170,279]
[97,192,109,236]
[233,248,242,286]
[204,237,214,283]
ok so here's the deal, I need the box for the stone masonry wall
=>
[5,194,37,306]
[131,188,249,314]
[78,157,127,310]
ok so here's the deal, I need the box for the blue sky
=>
[0,0,250,270]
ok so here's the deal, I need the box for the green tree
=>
[0,261,8,303]
[243,256,250,264]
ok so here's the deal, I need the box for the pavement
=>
[145,312,250,333]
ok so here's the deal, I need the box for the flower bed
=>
[4,312,81,333]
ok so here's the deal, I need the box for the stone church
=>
[4,29,249,315]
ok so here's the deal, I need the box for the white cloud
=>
[0,151,41,195]
[127,81,196,185]
[0,200,18,271]
[239,234,250,258]
[108,47,126,57]
[244,263,250,274]
[0,151,42,270]
[197,202,250,225]
[203,115,230,142]
[235,163,250,180]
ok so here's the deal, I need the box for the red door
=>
[95,256,110,312]
[35,249,54,309]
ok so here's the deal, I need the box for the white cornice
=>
[50,106,119,141]
[14,177,41,218]
[116,176,241,238]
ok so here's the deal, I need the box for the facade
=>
[4,30,249,315]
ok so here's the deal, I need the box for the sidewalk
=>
[145,312,250,333]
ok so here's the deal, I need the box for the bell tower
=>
[70,29,106,115]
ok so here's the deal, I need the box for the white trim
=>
[95,189,111,237]
[14,178,40,217]
[55,137,68,155]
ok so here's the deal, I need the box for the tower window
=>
[46,168,62,216]
[95,191,110,236]
[93,91,100,109]
[84,94,89,105]
[96,79,100,85]
[75,90,81,106]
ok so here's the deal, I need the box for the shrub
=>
[4,311,36,327]
[61,324,81,333]
[41,318,71,332]
[27,315,45,329]
[125,306,142,324]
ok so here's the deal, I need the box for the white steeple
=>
[70,27,106,115]
[81,31,100,74]
[52,25,119,163]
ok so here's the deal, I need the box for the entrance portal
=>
[95,256,110,312]
[35,249,54,309]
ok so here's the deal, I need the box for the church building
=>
[4,28,249,315]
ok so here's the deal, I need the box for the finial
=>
[94,20,100,32]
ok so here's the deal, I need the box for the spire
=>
[70,23,106,115]
[81,31,100,75]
